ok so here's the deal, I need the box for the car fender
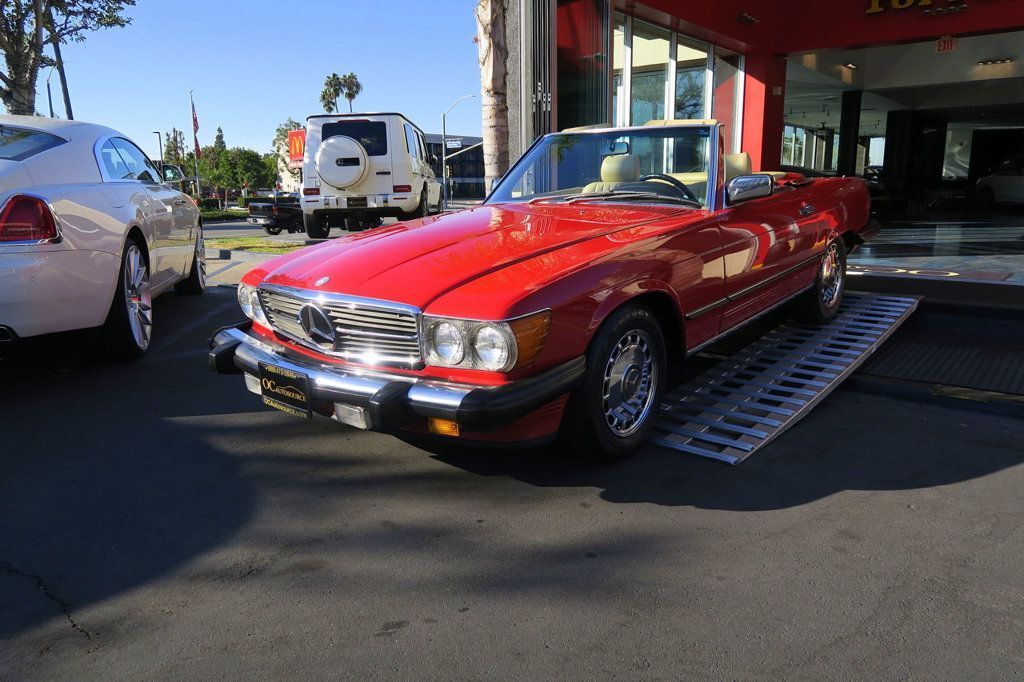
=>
[588,276,684,338]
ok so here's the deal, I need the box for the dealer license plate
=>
[258,362,312,419]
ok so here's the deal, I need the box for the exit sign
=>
[936,36,957,52]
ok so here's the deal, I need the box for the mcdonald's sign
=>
[287,129,306,169]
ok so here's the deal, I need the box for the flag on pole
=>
[191,94,201,159]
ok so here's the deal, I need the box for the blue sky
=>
[38,0,483,159]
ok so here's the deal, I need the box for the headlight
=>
[432,321,465,364]
[472,325,511,370]
[423,311,550,372]
[237,283,268,325]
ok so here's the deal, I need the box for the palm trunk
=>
[475,0,509,188]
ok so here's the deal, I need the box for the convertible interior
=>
[578,119,794,202]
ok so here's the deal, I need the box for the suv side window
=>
[111,138,160,183]
[404,123,420,161]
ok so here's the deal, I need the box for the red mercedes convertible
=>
[210,120,871,459]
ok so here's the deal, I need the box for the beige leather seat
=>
[582,155,640,194]
[724,152,752,181]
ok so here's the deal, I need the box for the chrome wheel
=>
[602,329,658,437]
[821,242,844,309]
[124,243,152,350]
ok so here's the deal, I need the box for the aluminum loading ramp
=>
[651,292,920,465]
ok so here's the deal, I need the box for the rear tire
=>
[304,213,329,239]
[559,304,667,461]
[263,225,283,236]
[408,188,428,219]
[794,239,846,325]
[102,237,153,360]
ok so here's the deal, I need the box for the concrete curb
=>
[205,248,281,262]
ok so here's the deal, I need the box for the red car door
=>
[718,187,822,331]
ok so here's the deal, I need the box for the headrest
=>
[601,155,639,183]
[724,152,752,180]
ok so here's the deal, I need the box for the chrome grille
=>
[257,286,421,365]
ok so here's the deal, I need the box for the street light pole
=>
[441,94,477,210]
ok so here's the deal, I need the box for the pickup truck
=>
[247,195,302,235]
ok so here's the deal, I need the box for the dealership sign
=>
[287,129,306,169]
[866,0,970,14]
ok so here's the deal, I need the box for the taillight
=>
[248,203,254,214]
[393,185,412,193]
[272,206,279,215]
[0,195,59,242]
[303,188,320,196]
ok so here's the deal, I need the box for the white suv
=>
[301,113,442,237]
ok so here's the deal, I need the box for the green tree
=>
[0,0,135,115]
[340,72,362,113]
[320,72,342,113]
[230,147,276,191]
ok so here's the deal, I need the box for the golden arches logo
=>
[287,130,306,161]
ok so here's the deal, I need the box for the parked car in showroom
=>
[977,155,1024,206]
[300,112,442,237]
[210,120,871,459]
[0,115,205,358]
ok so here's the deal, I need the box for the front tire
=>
[175,226,206,295]
[794,239,846,325]
[560,305,667,461]
[102,237,153,360]
[304,213,329,239]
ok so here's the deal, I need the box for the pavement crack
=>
[2,560,94,640]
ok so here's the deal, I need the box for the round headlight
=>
[473,325,510,370]
[237,283,254,318]
[433,321,465,365]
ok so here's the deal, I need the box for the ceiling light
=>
[843,62,858,70]
[978,57,1015,66]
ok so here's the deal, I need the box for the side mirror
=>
[726,174,773,204]
[162,164,185,183]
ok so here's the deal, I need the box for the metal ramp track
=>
[650,292,920,465]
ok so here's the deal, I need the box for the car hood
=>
[259,202,690,309]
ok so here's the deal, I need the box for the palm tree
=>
[340,73,362,113]
[320,73,342,113]
[474,0,509,188]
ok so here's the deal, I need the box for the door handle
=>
[799,203,815,216]
[173,199,189,206]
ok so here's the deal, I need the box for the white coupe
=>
[0,115,205,358]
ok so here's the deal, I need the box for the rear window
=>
[321,120,388,156]
[0,125,65,161]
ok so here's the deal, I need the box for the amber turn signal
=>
[510,310,551,370]
[428,418,460,437]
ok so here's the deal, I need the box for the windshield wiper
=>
[563,191,702,208]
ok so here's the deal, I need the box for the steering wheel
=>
[638,173,699,203]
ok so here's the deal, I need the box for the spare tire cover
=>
[315,135,369,189]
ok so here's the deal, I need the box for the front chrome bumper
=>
[208,323,585,432]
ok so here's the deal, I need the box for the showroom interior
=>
[508,0,1024,283]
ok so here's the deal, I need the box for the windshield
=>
[0,125,65,161]
[488,125,714,207]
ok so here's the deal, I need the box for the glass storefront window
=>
[612,13,625,127]
[630,21,670,126]
[675,38,709,120]
[712,50,743,153]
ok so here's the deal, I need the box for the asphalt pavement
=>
[1,286,1022,679]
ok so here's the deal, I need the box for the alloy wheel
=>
[602,329,658,437]
[124,243,152,350]
[820,242,844,309]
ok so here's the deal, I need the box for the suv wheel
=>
[409,188,428,219]
[304,213,330,239]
